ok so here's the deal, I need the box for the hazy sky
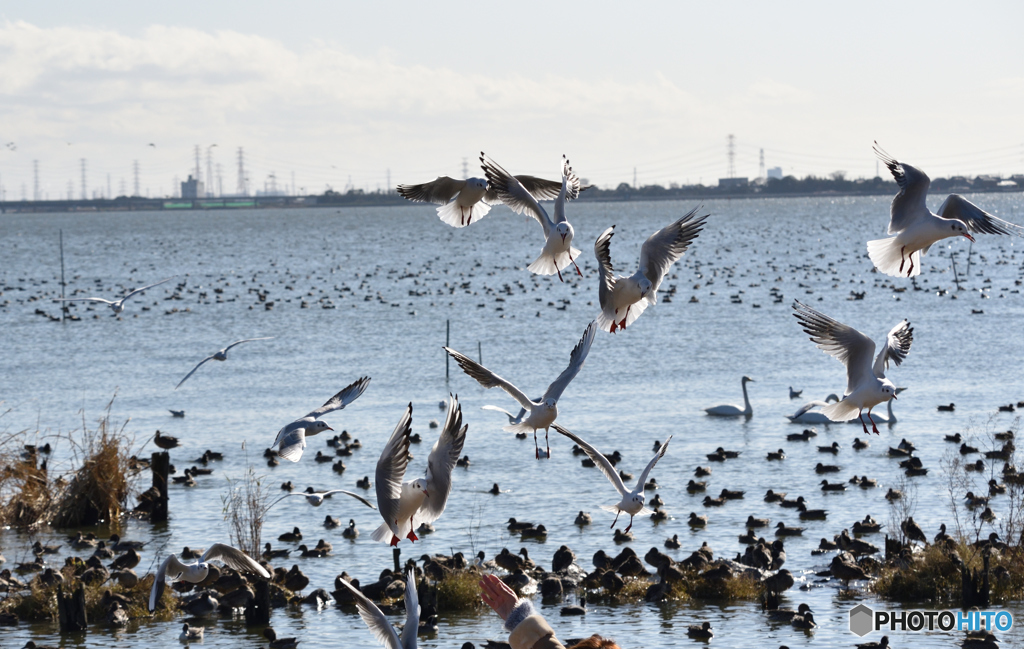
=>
[1,1,1022,198]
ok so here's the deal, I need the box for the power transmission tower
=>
[218,163,224,197]
[206,145,216,197]
[33,160,39,201]
[194,145,202,185]
[759,148,765,178]
[236,147,247,195]
[133,160,140,196]
[461,158,469,179]
[727,134,735,178]
[80,159,87,200]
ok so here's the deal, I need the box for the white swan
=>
[704,376,754,417]
[786,394,841,423]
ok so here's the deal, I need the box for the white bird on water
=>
[372,396,467,546]
[56,276,174,314]
[396,172,578,228]
[786,394,841,423]
[704,376,755,418]
[149,543,269,612]
[445,321,597,459]
[273,377,371,462]
[335,565,419,649]
[554,425,672,533]
[269,486,376,510]
[480,153,582,281]
[175,337,274,389]
[594,207,709,333]
[792,300,913,434]
[868,142,1024,277]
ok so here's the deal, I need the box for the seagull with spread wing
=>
[336,565,419,649]
[554,425,672,533]
[372,396,467,546]
[595,207,709,333]
[56,276,174,314]
[269,486,376,510]
[148,543,268,612]
[869,142,1024,277]
[792,300,913,434]
[445,320,597,459]
[273,377,371,462]
[480,153,583,281]
[397,170,582,228]
[175,337,274,389]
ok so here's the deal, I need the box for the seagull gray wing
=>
[595,225,617,308]
[321,489,377,510]
[639,208,708,301]
[937,194,1024,237]
[542,321,598,402]
[444,347,536,411]
[635,435,672,492]
[308,376,371,419]
[202,543,270,577]
[480,153,553,237]
[553,425,627,496]
[513,174,565,201]
[481,404,527,424]
[872,319,913,378]
[874,142,930,234]
[335,577,403,649]
[397,176,467,206]
[222,336,275,353]
[792,301,876,396]
[175,355,216,390]
[551,155,580,225]
[148,554,176,612]
[56,296,114,305]
[420,395,467,523]
[123,276,174,302]
[376,405,414,536]
[400,566,420,649]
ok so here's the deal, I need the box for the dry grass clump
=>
[684,573,763,601]
[435,571,481,611]
[0,438,53,528]
[585,576,653,605]
[873,540,1024,603]
[0,566,164,622]
[223,461,273,559]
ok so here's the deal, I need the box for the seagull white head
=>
[555,222,573,245]
[467,177,487,191]
[951,220,976,242]
[637,276,653,298]
[412,477,429,498]
[309,421,333,434]
[543,397,557,410]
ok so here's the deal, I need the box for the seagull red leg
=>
[534,431,539,460]
[624,515,634,533]
[867,409,879,435]
[570,252,582,277]
[406,517,419,542]
[610,510,620,529]
[859,413,869,435]
[899,246,906,273]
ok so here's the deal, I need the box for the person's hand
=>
[479,573,518,620]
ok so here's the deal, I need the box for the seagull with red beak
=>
[273,377,370,462]
[372,396,467,546]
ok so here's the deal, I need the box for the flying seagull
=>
[869,142,1024,277]
[148,543,268,612]
[175,337,274,389]
[335,565,419,648]
[595,207,708,332]
[56,277,174,314]
[445,320,597,459]
[792,300,912,434]
[554,425,672,533]
[269,486,376,510]
[372,397,467,546]
[273,377,371,461]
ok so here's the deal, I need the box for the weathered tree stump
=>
[245,579,271,625]
[151,451,170,523]
[57,583,88,632]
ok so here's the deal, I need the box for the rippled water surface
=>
[3,194,1024,647]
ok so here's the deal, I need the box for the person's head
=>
[568,636,620,649]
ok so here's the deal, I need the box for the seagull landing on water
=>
[397,170,580,228]
[55,276,174,314]
[175,337,274,389]
[272,377,371,462]
[445,321,597,459]
[594,208,708,333]
[554,425,671,533]
[792,300,913,435]
[481,153,583,281]
[869,142,1024,277]
[149,543,268,612]
[372,396,467,547]
[335,565,419,648]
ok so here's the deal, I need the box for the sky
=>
[1,1,1023,199]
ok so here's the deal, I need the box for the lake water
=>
[2,193,1024,647]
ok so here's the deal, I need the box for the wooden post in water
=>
[965,239,973,277]
[245,579,271,625]
[445,320,450,380]
[57,583,88,632]
[151,451,170,523]
[59,229,67,323]
[393,547,401,573]
[951,253,962,291]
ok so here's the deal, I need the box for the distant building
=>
[767,167,783,180]
[718,177,749,190]
[181,175,204,199]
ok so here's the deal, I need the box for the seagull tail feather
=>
[867,237,921,278]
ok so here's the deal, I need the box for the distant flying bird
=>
[56,277,174,314]
[372,397,467,546]
[148,543,268,612]
[397,167,584,228]
[869,142,1024,277]
[445,320,597,458]
[554,425,672,533]
[792,300,913,434]
[481,153,583,281]
[335,565,419,648]
[148,143,156,148]
[270,487,376,510]
[594,207,708,332]
[273,377,371,461]
[175,337,275,389]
